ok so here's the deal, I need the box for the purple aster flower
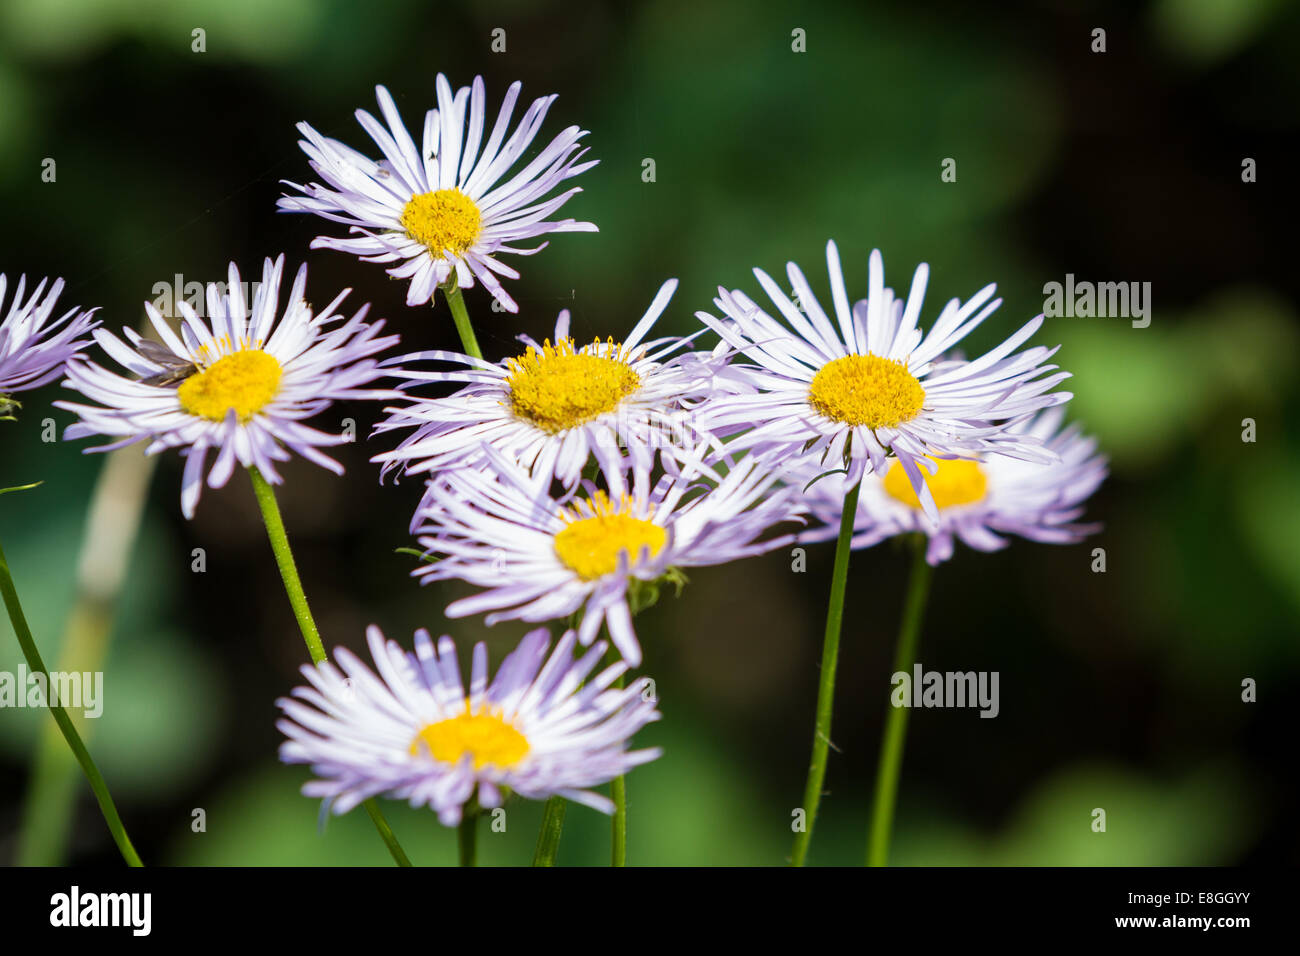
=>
[278,76,598,313]
[277,624,661,827]
[0,274,98,417]
[372,278,725,516]
[56,256,399,517]
[798,406,1107,565]
[693,241,1073,520]
[409,448,805,667]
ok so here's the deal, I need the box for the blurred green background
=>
[1,0,1297,865]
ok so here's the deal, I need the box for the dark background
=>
[0,0,1296,865]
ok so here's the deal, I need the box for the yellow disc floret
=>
[177,349,282,422]
[400,188,482,258]
[808,354,925,429]
[883,457,988,511]
[410,709,530,770]
[553,492,666,580]
[507,337,642,433]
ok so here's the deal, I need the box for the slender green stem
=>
[867,535,933,867]
[247,467,326,665]
[611,753,627,866]
[20,447,156,865]
[458,811,478,867]
[791,478,861,867]
[0,533,142,867]
[611,780,626,868]
[364,799,412,867]
[246,467,412,866]
[605,648,627,867]
[441,282,482,361]
[532,796,567,867]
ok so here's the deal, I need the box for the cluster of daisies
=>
[0,74,1104,848]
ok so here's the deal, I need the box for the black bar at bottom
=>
[0,865,1276,941]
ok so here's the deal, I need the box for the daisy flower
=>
[411,450,805,667]
[56,256,399,518]
[693,241,1073,520]
[372,279,721,506]
[277,624,661,826]
[799,406,1107,565]
[0,274,98,417]
[278,76,598,313]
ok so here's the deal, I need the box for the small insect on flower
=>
[279,76,598,313]
[0,274,98,419]
[277,625,661,826]
[694,241,1073,521]
[56,256,401,517]
[798,406,1108,565]
[129,340,199,388]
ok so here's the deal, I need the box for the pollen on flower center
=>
[808,354,925,429]
[177,349,282,422]
[507,337,642,433]
[883,457,988,511]
[400,188,482,258]
[410,709,530,770]
[553,492,666,580]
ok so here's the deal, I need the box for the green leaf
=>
[394,546,439,565]
[802,468,848,493]
[0,481,41,496]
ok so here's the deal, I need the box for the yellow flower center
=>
[410,709,530,770]
[400,188,482,258]
[808,354,926,429]
[883,457,988,511]
[553,492,667,580]
[177,349,282,422]
[507,337,642,434]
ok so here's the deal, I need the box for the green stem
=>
[611,759,627,867]
[0,533,142,867]
[606,648,627,867]
[248,467,326,665]
[866,535,933,867]
[790,477,861,867]
[458,811,478,867]
[532,796,567,867]
[441,282,482,361]
[364,799,413,867]
[19,447,156,865]
[246,467,412,866]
